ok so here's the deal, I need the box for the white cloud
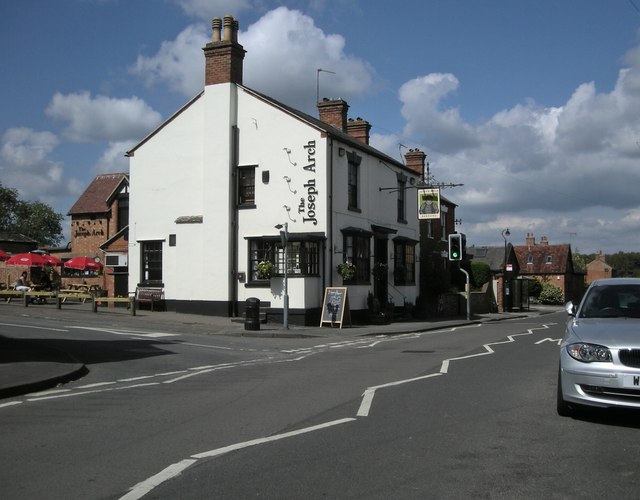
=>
[95,141,134,173]
[242,7,375,113]
[130,7,375,114]
[45,91,162,143]
[130,24,209,98]
[383,43,640,252]
[0,127,79,213]
[1,127,59,168]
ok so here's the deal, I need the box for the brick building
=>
[513,233,584,302]
[586,252,614,283]
[65,173,129,295]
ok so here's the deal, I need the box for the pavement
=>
[0,301,563,400]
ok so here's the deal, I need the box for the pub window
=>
[347,152,361,211]
[275,240,320,276]
[248,238,320,283]
[141,240,163,284]
[343,232,371,284]
[394,240,416,286]
[238,165,256,207]
[248,239,276,283]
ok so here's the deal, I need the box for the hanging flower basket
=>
[257,260,275,279]
[337,261,356,281]
[372,262,388,281]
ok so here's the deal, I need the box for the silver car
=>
[558,278,640,416]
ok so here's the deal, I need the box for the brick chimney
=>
[317,98,349,131]
[540,235,549,246]
[203,16,246,86]
[404,149,426,178]
[526,233,536,247]
[346,117,371,145]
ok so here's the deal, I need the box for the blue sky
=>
[2,0,640,254]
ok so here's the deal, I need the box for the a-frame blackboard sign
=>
[320,287,351,328]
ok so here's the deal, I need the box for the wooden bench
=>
[57,291,93,304]
[93,296,136,315]
[0,290,26,303]
[135,287,164,311]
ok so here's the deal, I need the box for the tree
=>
[0,183,64,246]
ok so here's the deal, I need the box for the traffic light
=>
[448,233,465,261]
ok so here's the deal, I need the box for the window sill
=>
[244,281,270,288]
[348,206,361,213]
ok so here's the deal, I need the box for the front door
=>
[374,238,388,304]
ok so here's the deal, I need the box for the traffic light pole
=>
[459,266,471,320]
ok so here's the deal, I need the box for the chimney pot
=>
[211,17,221,42]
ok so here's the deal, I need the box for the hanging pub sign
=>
[417,188,441,220]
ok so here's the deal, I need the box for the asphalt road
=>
[2,311,640,499]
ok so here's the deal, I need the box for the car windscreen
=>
[579,284,640,318]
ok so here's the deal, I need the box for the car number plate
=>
[622,374,640,389]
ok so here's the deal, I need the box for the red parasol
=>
[42,254,62,266]
[64,256,103,271]
[5,252,48,267]
[0,249,8,261]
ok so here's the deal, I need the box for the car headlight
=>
[566,343,612,363]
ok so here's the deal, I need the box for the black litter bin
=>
[245,297,260,331]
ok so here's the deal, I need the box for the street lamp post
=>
[501,228,511,312]
[275,223,289,329]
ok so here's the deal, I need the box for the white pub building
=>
[127,16,426,325]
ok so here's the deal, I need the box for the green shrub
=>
[470,261,491,289]
[528,279,543,298]
[538,283,564,305]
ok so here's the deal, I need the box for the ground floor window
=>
[248,239,277,283]
[394,239,416,285]
[248,238,321,283]
[141,240,163,284]
[275,241,320,276]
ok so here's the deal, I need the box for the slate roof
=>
[514,243,573,275]
[467,245,518,273]
[67,173,128,216]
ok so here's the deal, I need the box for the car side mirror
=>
[565,301,576,317]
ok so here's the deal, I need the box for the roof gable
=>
[68,173,129,216]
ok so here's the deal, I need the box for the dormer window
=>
[527,255,533,265]
[546,255,552,264]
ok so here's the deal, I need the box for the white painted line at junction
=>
[0,401,23,408]
[121,418,356,500]
[120,458,198,500]
[535,338,562,345]
[67,326,178,338]
[192,417,356,459]
[357,373,443,417]
[360,323,556,415]
[0,322,68,332]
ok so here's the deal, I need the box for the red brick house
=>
[586,252,614,284]
[513,233,584,302]
[64,173,129,296]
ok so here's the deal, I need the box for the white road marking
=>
[0,322,68,332]
[66,326,178,338]
[359,323,556,416]
[0,401,23,408]
[535,337,562,345]
[120,418,356,500]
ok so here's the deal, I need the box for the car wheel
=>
[557,368,573,417]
